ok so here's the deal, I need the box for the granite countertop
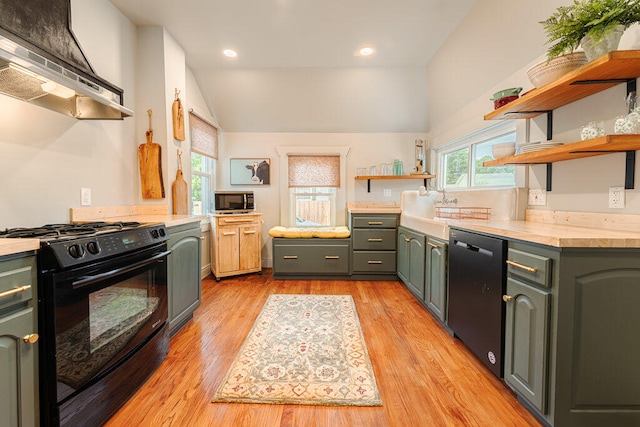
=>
[447,219,640,248]
[0,239,40,257]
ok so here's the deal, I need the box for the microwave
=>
[214,191,255,213]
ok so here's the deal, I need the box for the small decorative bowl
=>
[492,142,516,159]
[527,52,588,88]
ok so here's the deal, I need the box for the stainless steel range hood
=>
[0,0,133,119]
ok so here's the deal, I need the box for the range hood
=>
[0,0,132,119]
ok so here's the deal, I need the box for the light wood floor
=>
[105,270,542,427]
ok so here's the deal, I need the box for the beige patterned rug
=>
[212,294,382,406]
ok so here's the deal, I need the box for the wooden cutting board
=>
[139,109,165,199]
[172,90,185,141]
[172,168,188,214]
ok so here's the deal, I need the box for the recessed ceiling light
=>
[359,47,375,56]
[223,49,237,58]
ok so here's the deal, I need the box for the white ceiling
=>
[109,0,476,132]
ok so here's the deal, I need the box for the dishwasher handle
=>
[454,240,493,257]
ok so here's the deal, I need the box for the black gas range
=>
[1,221,169,270]
[1,221,171,426]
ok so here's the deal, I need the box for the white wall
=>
[426,0,640,214]
[218,132,427,266]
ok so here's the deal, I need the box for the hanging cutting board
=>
[138,109,165,199]
[172,89,185,141]
[172,150,189,214]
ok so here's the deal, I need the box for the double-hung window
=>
[189,111,218,215]
[288,154,340,227]
[438,122,516,189]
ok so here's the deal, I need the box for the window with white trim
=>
[189,111,218,214]
[437,123,516,189]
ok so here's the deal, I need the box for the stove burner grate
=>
[0,221,143,239]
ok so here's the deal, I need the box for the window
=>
[288,154,340,227]
[438,123,516,189]
[189,111,218,215]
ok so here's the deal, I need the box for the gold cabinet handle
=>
[283,255,298,259]
[199,236,205,241]
[368,221,383,225]
[23,333,39,344]
[502,295,513,303]
[404,238,410,242]
[428,242,440,248]
[325,256,340,259]
[0,285,31,301]
[368,260,383,264]
[506,260,537,273]
[368,238,383,242]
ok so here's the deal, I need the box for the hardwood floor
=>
[105,271,542,427]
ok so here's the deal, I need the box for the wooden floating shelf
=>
[483,135,640,166]
[355,174,436,192]
[484,50,640,121]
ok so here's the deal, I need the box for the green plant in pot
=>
[541,0,640,62]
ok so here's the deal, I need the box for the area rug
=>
[212,294,382,406]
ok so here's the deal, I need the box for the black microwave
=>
[214,191,255,213]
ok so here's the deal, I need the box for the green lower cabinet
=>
[167,222,202,336]
[503,276,550,413]
[424,236,447,322]
[397,226,425,299]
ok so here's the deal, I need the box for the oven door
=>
[40,244,169,403]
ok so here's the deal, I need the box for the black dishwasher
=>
[448,228,506,377]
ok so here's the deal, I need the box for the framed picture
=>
[230,158,270,185]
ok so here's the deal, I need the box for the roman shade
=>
[189,111,218,159]
[288,154,340,187]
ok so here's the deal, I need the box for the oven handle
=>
[71,250,172,289]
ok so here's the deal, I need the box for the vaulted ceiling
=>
[109,0,476,132]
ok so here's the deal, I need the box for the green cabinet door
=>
[503,276,550,413]
[0,307,37,427]
[425,236,447,322]
[397,226,425,299]
[168,223,202,336]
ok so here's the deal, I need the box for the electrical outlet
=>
[383,189,391,197]
[528,189,546,206]
[609,186,625,209]
[81,188,92,206]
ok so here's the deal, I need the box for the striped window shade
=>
[288,154,340,187]
[189,111,218,159]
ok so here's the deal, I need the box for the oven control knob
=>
[86,241,101,255]
[68,243,85,259]
[159,228,166,237]
[151,229,159,238]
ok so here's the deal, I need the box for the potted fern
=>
[541,0,640,61]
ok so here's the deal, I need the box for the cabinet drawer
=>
[216,215,260,227]
[273,242,350,274]
[507,248,552,288]
[352,216,398,229]
[0,256,36,310]
[353,251,396,273]
[352,229,397,250]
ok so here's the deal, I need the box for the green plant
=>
[541,0,640,60]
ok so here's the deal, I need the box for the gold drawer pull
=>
[368,260,383,264]
[23,334,39,344]
[428,242,440,248]
[325,256,340,260]
[502,295,513,303]
[0,285,31,300]
[368,221,383,225]
[199,236,205,241]
[283,255,298,259]
[368,238,383,242]
[506,260,537,273]
[404,238,410,243]
[222,231,237,236]
[243,230,256,234]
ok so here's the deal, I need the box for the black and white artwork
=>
[230,158,270,185]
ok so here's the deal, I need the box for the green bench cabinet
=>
[272,238,350,279]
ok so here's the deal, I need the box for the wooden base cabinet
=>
[167,222,202,335]
[503,241,640,427]
[397,226,425,298]
[424,236,447,323]
[0,253,38,427]
[211,213,262,280]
